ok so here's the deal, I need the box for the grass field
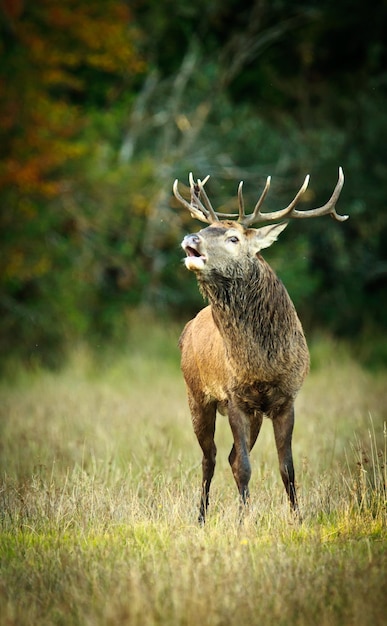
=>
[0,319,386,625]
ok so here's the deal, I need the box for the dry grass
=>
[0,324,386,625]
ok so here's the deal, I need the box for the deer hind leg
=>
[272,402,299,513]
[188,394,217,524]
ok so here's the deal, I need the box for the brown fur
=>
[179,221,309,522]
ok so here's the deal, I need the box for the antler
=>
[173,167,348,226]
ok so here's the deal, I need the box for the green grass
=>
[0,322,386,625]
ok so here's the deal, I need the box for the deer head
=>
[174,168,346,276]
[180,221,288,274]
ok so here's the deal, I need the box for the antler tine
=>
[211,175,272,223]
[286,166,347,221]
[188,172,211,221]
[192,174,220,223]
[240,176,272,226]
[237,181,246,221]
[239,174,309,226]
[173,178,210,224]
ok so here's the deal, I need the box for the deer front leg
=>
[189,395,217,524]
[272,402,299,514]
[228,404,252,509]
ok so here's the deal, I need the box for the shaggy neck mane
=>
[197,255,303,381]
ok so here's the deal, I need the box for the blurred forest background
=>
[1,0,387,369]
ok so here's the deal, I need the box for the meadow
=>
[0,318,386,625]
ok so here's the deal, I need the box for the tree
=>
[1,0,387,367]
[0,0,145,365]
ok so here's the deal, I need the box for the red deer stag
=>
[173,168,347,523]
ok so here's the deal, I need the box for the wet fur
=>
[180,221,309,522]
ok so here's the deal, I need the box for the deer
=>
[173,168,347,524]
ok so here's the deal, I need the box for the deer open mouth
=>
[182,242,207,271]
[185,246,202,258]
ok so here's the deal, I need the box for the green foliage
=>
[0,0,146,365]
[1,0,387,367]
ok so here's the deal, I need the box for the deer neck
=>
[197,256,305,379]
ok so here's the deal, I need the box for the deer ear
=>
[250,222,289,253]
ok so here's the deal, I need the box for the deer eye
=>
[227,236,239,244]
